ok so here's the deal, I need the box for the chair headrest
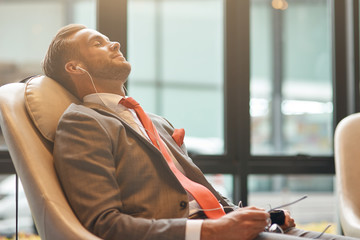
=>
[25,76,81,142]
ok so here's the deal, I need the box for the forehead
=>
[70,28,109,44]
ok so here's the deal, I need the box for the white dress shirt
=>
[83,93,203,240]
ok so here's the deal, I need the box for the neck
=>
[93,75,127,96]
[94,80,126,96]
[74,75,127,99]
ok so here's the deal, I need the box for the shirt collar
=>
[83,93,126,112]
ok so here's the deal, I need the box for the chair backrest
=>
[0,76,102,240]
[334,113,360,237]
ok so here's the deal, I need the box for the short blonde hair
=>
[42,24,86,84]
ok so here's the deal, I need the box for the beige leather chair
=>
[334,113,360,238]
[0,76,101,240]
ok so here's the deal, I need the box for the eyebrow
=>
[88,35,110,44]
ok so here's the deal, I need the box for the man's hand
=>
[201,206,270,240]
[280,209,296,231]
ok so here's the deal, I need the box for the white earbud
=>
[74,65,106,105]
[76,66,85,72]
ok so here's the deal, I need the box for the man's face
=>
[70,28,131,82]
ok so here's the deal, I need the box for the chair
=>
[0,76,102,240]
[334,113,360,238]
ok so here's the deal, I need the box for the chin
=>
[124,61,131,70]
[123,63,132,76]
[115,68,131,81]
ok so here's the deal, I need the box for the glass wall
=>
[0,174,35,237]
[0,0,96,237]
[0,0,96,150]
[128,0,224,155]
[205,174,233,203]
[250,0,332,155]
[249,0,335,232]
[127,0,337,232]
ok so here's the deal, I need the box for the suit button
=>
[180,201,187,209]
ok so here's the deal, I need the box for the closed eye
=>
[89,34,111,47]
[94,41,102,47]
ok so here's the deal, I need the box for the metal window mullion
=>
[97,0,127,58]
[333,0,355,126]
[271,9,284,154]
[155,0,164,115]
[15,174,19,240]
[224,0,250,205]
[351,0,360,112]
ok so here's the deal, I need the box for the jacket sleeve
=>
[53,106,187,240]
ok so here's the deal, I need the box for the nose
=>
[110,41,120,51]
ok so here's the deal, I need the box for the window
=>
[250,0,332,155]
[0,0,96,150]
[0,174,34,237]
[128,0,225,155]
[127,0,342,232]
[248,0,335,230]
[0,0,96,236]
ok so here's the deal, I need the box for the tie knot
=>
[119,97,139,109]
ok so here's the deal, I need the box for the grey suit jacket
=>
[53,102,234,240]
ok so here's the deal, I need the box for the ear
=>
[65,61,84,75]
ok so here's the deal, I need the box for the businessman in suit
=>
[43,24,357,240]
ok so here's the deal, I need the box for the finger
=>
[234,209,270,221]
[237,206,269,215]
[289,218,296,227]
[281,215,296,229]
[283,209,291,216]
[245,206,266,211]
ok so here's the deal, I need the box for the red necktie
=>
[120,97,226,219]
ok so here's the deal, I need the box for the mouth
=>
[112,54,126,61]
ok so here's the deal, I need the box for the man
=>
[43,24,356,240]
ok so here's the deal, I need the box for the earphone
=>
[75,66,98,92]
[76,66,84,71]
[74,65,108,106]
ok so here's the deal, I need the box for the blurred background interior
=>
[0,0,358,237]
